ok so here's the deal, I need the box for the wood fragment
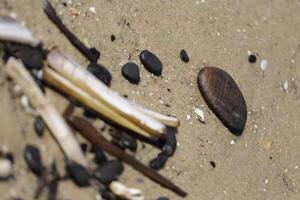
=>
[68,116,187,197]
[43,0,99,62]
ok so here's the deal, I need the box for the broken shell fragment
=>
[46,49,168,137]
[0,17,40,47]
[5,58,88,167]
[197,67,247,135]
[0,159,13,179]
[194,108,205,123]
[109,181,144,200]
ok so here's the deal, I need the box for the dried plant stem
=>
[5,58,88,167]
[68,116,187,197]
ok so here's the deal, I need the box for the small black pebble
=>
[248,54,257,63]
[139,50,162,76]
[19,45,44,70]
[91,144,107,165]
[65,159,90,187]
[100,188,118,200]
[93,160,124,184]
[34,117,45,137]
[157,197,169,200]
[210,161,216,168]
[24,145,44,176]
[87,63,112,86]
[89,48,100,62]
[122,62,140,84]
[162,128,177,156]
[5,153,14,164]
[110,35,116,42]
[80,143,88,154]
[149,152,169,170]
[83,108,98,119]
[180,49,189,63]
[120,134,138,152]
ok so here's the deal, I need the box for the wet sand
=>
[0,0,300,199]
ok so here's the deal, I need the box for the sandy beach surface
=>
[0,0,300,199]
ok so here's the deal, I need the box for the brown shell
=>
[197,66,247,136]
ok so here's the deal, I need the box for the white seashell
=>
[194,108,205,123]
[0,159,13,178]
[260,59,268,72]
[109,181,144,200]
[0,17,39,47]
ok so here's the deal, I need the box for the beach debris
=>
[20,95,38,116]
[46,49,169,138]
[131,103,180,128]
[111,34,116,42]
[0,17,40,47]
[194,108,205,123]
[34,117,45,137]
[122,62,140,84]
[109,128,138,152]
[260,59,268,74]
[0,158,13,179]
[248,54,257,64]
[197,66,247,136]
[89,7,96,14]
[281,80,288,92]
[149,152,169,170]
[210,161,216,168]
[5,58,88,167]
[87,63,112,86]
[162,129,177,156]
[93,160,124,184]
[229,139,235,145]
[180,49,189,63]
[68,116,187,197]
[43,0,100,62]
[109,181,144,200]
[91,144,108,165]
[157,197,169,200]
[65,159,90,187]
[19,45,44,70]
[139,50,162,76]
[24,145,45,176]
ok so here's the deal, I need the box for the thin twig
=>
[43,0,99,62]
[67,116,187,197]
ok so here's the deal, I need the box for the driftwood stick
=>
[68,116,187,197]
[43,0,99,62]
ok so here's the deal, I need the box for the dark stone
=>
[80,143,88,154]
[83,108,98,119]
[121,62,140,84]
[23,145,44,176]
[210,161,216,168]
[91,144,107,165]
[139,50,162,76]
[149,152,169,170]
[248,54,257,63]
[93,160,124,184]
[197,67,247,135]
[4,153,14,164]
[180,49,189,63]
[157,197,169,200]
[162,128,177,156]
[100,188,118,200]
[19,45,44,70]
[87,63,112,86]
[89,48,100,61]
[65,159,90,187]
[109,128,138,152]
[2,42,18,62]
[110,35,116,42]
[34,117,45,137]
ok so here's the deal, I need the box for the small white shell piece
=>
[109,181,144,200]
[194,108,205,123]
[0,17,40,47]
[0,159,13,179]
